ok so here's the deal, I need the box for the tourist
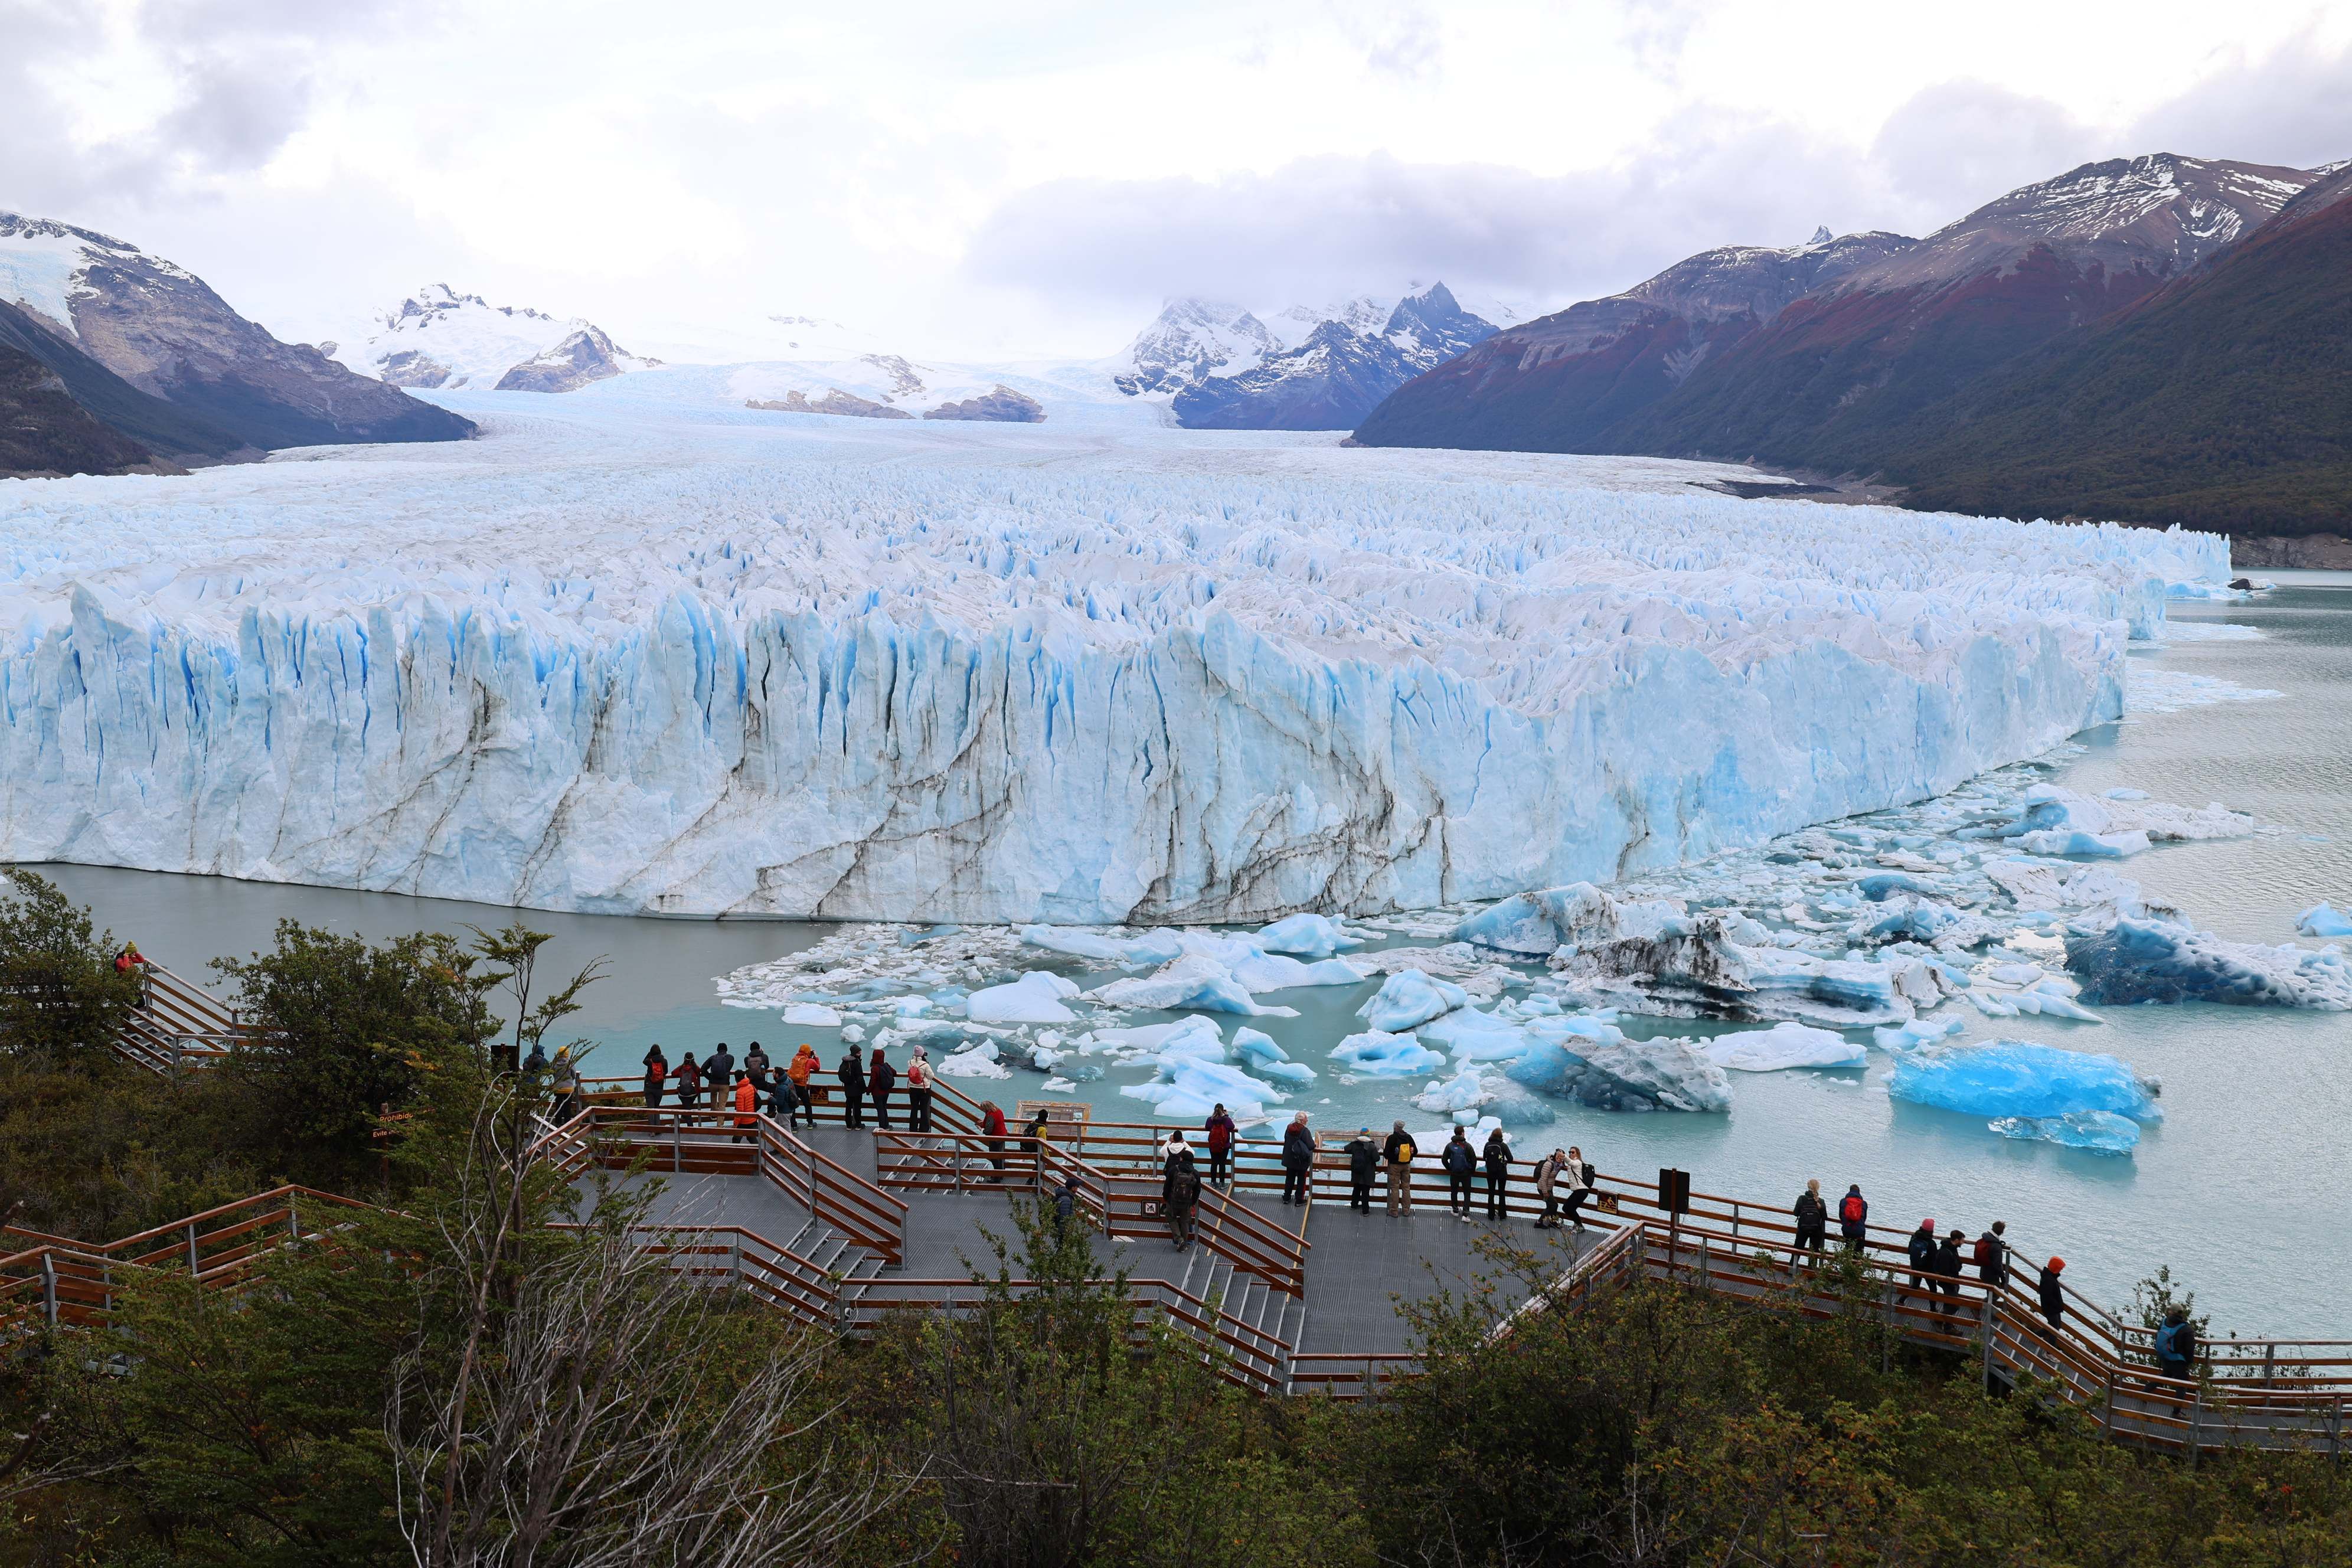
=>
[905,1047,933,1132]
[1203,1103,1237,1187]
[1024,1108,1052,1190]
[1934,1227,1966,1319]
[2038,1257,2067,1335]
[731,1071,759,1144]
[1382,1121,1417,1216]
[115,940,148,975]
[1442,1128,1476,1221]
[1563,1146,1595,1232]
[704,1043,735,1110]
[1053,1173,1083,1237]
[743,1040,770,1080]
[1837,1184,1868,1252]
[1280,1112,1318,1206]
[548,1048,580,1123]
[763,1063,793,1120]
[981,1100,1008,1181]
[786,1043,820,1127]
[1344,1127,1380,1211]
[1975,1221,2009,1288]
[1533,1148,1570,1229]
[672,1052,701,1110]
[1906,1219,1938,1312]
[1481,1127,1511,1221]
[520,1040,548,1077]
[1162,1133,1201,1250]
[868,1046,897,1129]
[2156,1306,2199,1383]
[1792,1179,1828,1259]
[641,1045,667,1109]
[835,1046,866,1128]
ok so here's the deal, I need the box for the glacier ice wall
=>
[0,409,2230,921]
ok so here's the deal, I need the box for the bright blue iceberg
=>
[1890,1039,2161,1121]
[1990,1110,2141,1155]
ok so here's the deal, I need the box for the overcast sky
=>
[5,0,2347,360]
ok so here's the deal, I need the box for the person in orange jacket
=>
[731,1070,759,1144]
[785,1044,821,1128]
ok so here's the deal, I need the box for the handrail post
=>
[2102,1366,2116,1439]
[288,1191,300,1241]
[671,1117,681,1174]
[1981,1293,1995,1392]
[41,1253,57,1329]
[185,1221,200,1275]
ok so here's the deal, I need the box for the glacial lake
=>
[32,573,2352,1338]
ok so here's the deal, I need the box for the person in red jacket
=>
[731,1071,759,1144]
[981,1100,1009,1182]
[1202,1104,1236,1187]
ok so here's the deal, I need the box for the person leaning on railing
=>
[1791,1180,1828,1256]
[671,1052,701,1109]
[787,1044,820,1127]
[1344,1128,1380,1211]
[704,1043,735,1110]
[1204,1103,1237,1187]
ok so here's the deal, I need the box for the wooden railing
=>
[110,963,249,1072]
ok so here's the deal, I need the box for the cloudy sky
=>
[5,0,2347,360]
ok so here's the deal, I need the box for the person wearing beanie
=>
[2039,1256,2067,1335]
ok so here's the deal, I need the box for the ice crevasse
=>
[0,416,2229,922]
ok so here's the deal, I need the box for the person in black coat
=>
[641,1044,667,1109]
[1343,1128,1380,1211]
[1791,1180,1828,1259]
[867,1047,897,1129]
[1975,1221,2009,1286]
[1279,1113,1318,1205]
[1480,1128,1511,1221]
[1837,1184,1868,1252]
[1932,1229,1966,1318]
[835,1047,867,1128]
[2038,1257,2068,1335]
[1162,1136,1202,1250]
[703,1043,735,1110]
[1905,1220,1938,1312]
[1441,1129,1476,1220]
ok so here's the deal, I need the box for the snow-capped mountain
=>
[1110,282,1520,430]
[1354,227,1915,452]
[329,285,656,393]
[0,211,472,465]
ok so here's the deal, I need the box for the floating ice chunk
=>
[1483,1077,1558,1126]
[1017,925,1134,963]
[2298,902,2352,939]
[1984,860,2146,912]
[1698,1022,1866,1072]
[1873,1015,1966,1051]
[1856,871,1939,901]
[1040,1077,1077,1093]
[782,1002,841,1027]
[881,995,933,1015]
[1232,1026,1317,1083]
[1122,1054,1285,1119]
[1252,913,1363,956]
[965,971,1082,1024]
[2014,828,2151,858]
[937,1039,1013,1079]
[1418,1007,1537,1063]
[1087,954,1298,1016]
[1505,1030,1731,1113]
[1228,952,1373,991]
[1990,1110,2141,1155]
[2104,788,2151,801]
[1412,1067,1489,1115]
[1090,1015,1227,1060]
[1890,1040,2160,1121]
[2067,917,2352,1009]
[1331,1029,1447,1077]
[1455,883,1644,956]
[1357,969,1470,1032]
[1966,988,2102,1022]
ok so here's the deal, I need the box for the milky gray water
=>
[32,574,2352,1337]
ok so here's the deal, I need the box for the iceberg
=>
[1121,1053,1288,1121]
[1417,1006,1537,1062]
[1357,970,1469,1033]
[1231,1026,1317,1084]
[1698,1022,1865,1072]
[1889,1040,2161,1121]
[1252,913,1363,956]
[937,1039,1014,1080]
[0,399,2219,923]
[1454,883,1657,956]
[1990,1110,2141,1155]
[2298,902,2352,939]
[1086,954,1299,1016]
[1227,952,1373,991]
[781,1002,841,1027]
[1504,1025,1732,1113]
[1872,1015,1966,1051]
[1090,1014,1227,1060]
[1411,1066,1490,1115]
[1331,1030,1447,1077]
[965,971,1082,1024]
[2066,917,2352,1009]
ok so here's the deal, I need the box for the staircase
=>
[1175,1242,1305,1393]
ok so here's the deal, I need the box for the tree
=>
[0,870,141,1066]
[467,924,605,1074]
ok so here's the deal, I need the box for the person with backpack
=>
[1441,1128,1477,1220]
[1023,1108,1053,1190]
[1383,1121,1418,1216]
[1052,1173,1083,1239]
[1933,1228,1966,1319]
[904,1047,933,1132]
[981,1100,1009,1181]
[1563,1146,1596,1231]
[1280,1112,1319,1205]
[1905,1219,1939,1312]
[763,1063,794,1121]
[1342,1128,1380,1211]
[671,1052,701,1111]
[1162,1133,1203,1250]
[835,1046,866,1128]
[786,1044,821,1127]
[641,1045,668,1109]
[867,1046,897,1130]
[1791,1179,1828,1259]
[743,1041,770,1080]
[1203,1105,1237,1187]
[1974,1221,2008,1287]
[2155,1307,2199,1384]
[704,1043,736,1111]
[548,1049,580,1123]
[2038,1257,2067,1335]
[1481,1127,1511,1221]
[1533,1149,1570,1229]
[1837,1184,1868,1252]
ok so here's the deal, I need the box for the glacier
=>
[0,395,2230,922]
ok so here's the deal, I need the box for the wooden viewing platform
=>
[57,969,2352,1453]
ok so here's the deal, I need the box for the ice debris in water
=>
[966,971,1082,1024]
[1873,1015,1966,1051]
[2297,902,2352,939]
[1331,1030,1446,1077]
[1990,1110,2142,1155]
[1357,971,1469,1033]
[1087,953,1300,1017]
[782,1002,841,1027]
[937,1039,1013,1080]
[1504,1018,1732,1113]
[1233,1026,1317,1084]
[0,400,2227,922]
[1251,913,1364,956]
[1698,1022,1865,1072]
[2066,918,2352,1010]
[1890,1040,2161,1122]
